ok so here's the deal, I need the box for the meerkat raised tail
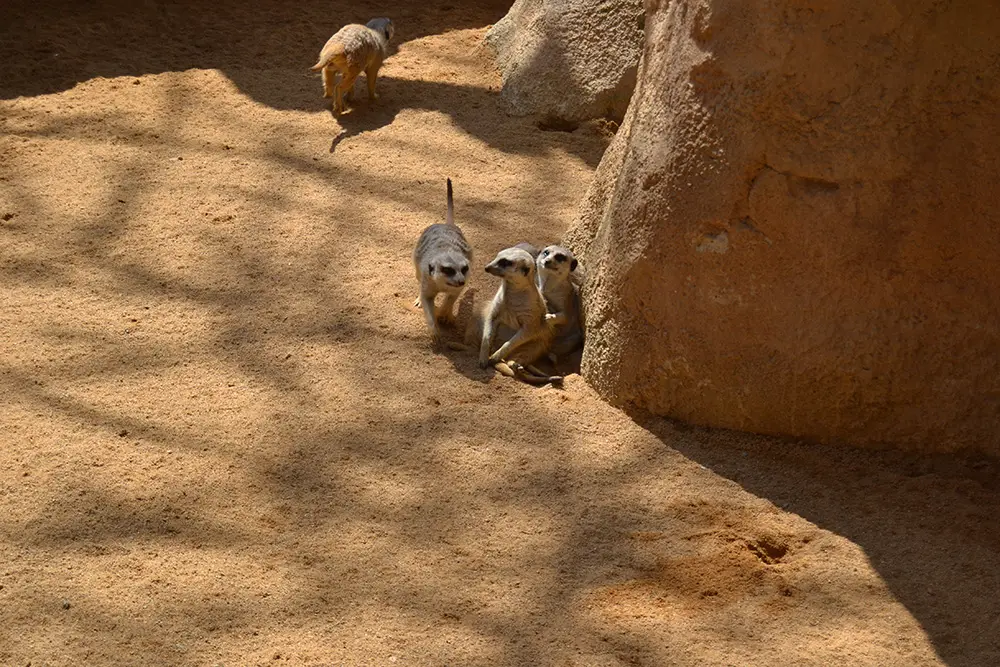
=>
[535,245,585,362]
[478,247,562,385]
[311,18,394,114]
[412,178,472,342]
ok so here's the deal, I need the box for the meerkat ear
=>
[521,266,530,277]
[428,263,434,274]
[570,259,578,272]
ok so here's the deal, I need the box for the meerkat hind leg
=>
[366,64,381,101]
[322,66,336,98]
[494,361,517,378]
[335,69,359,113]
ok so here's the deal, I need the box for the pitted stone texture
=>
[564,0,1000,454]
[484,0,644,123]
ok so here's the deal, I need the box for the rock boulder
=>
[484,0,644,124]
[565,0,1000,453]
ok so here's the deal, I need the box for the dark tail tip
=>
[445,177,455,225]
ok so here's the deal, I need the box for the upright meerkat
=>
[513,242,541,259]
[535,245,585,360]
[478,247,562,385]
[311,18,394,114]
[412,179,472,341]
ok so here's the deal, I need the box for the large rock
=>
[484,0,644,124]
[565,0,1000,453]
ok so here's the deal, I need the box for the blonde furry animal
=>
[476,247,562,385]
[311,18,394,114]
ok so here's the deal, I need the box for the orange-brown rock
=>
[484,0,644,124]
[565,0,1000,453]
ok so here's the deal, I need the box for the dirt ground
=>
[1,1,998,666]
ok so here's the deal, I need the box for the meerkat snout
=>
[432,261,469,287]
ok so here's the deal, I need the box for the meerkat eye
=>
[554,253,566,262]
[441,266,456,277]
[497,259,510,268]
[461,265,469,274]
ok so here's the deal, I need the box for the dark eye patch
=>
[554,253,567,262]
[441,266,456,277]
[461,265,469,274]
[497,258,510,268]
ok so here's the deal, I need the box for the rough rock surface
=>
[484,0,644,124]
[565,0,1000,454]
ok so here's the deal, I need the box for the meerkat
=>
[478,247,563,385]
[412,178,472,341]
[536,245,585,361]
[514,242,541,259]
[311,18,394,114]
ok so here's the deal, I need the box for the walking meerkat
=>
[478,247,563,385]
[311,18,394,114]
[536,245,585,361]
[412,178,472,341]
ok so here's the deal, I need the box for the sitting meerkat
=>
[412,179,472,341]
[311,18,394,114]
[535,245,585,361]
[477,247,562,385]
[513,242,542,259]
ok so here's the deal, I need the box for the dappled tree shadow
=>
[4,1,997,666]
[0,0,512,101]
[0,0,611,169]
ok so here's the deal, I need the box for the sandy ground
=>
[1,1,999,666]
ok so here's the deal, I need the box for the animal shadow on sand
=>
[327,93,402,153]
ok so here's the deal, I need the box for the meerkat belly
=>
[507,292,546,330]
